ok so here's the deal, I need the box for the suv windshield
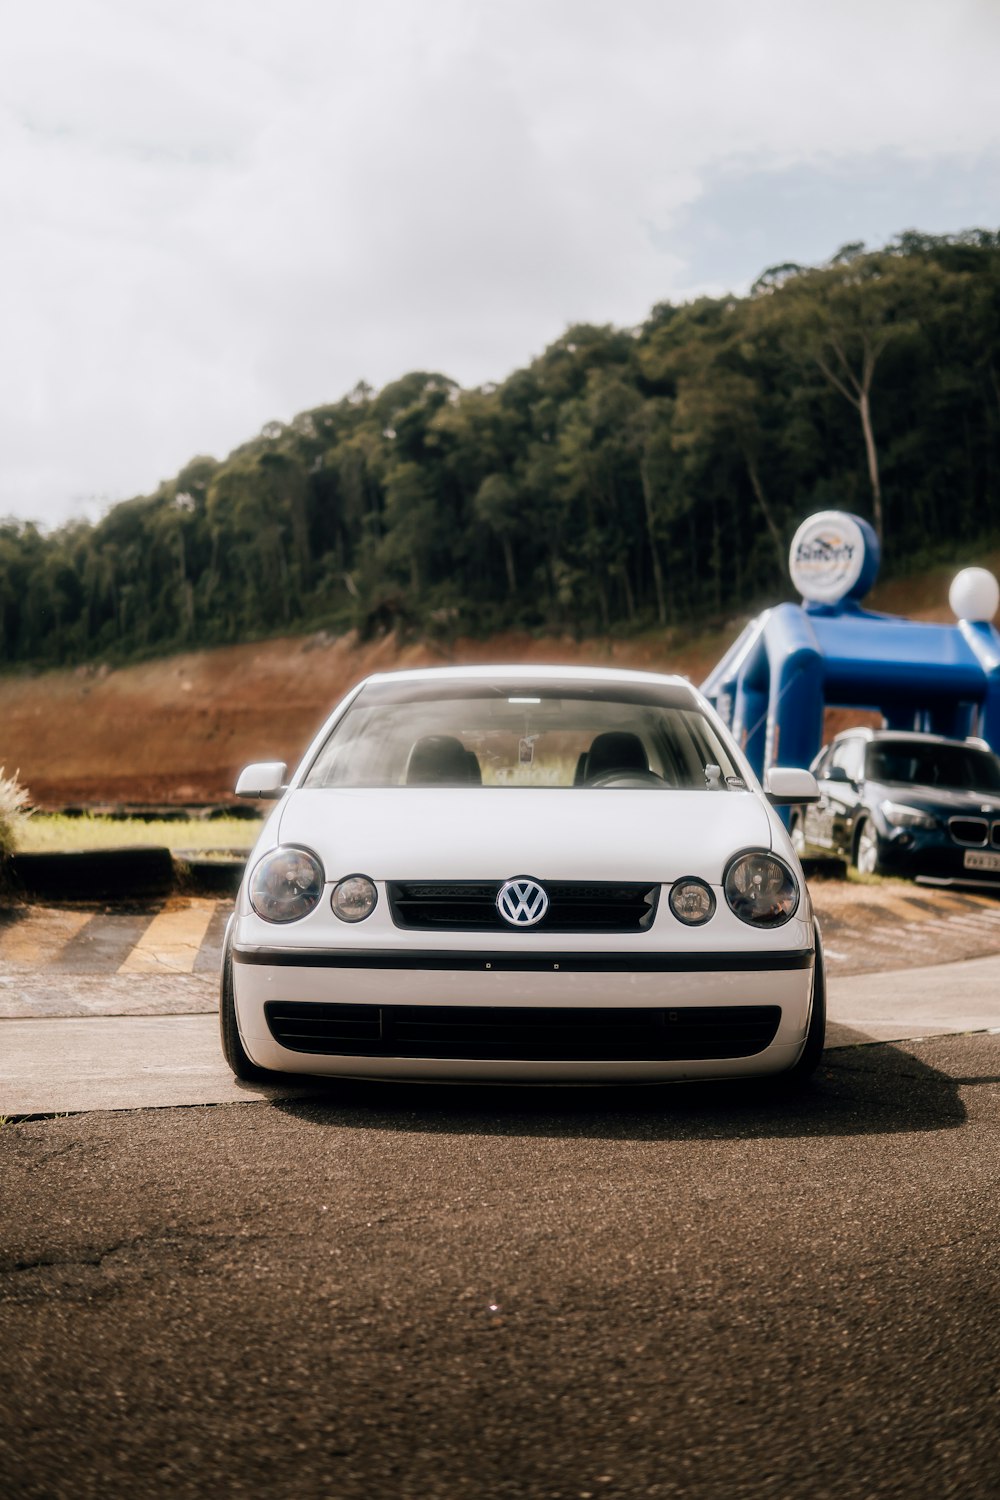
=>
[303,680,744,790]
[866,741,1000,793]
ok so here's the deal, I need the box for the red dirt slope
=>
[2,553,994,808]
[0,627,728,807]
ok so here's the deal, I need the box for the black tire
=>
[776,919,826,1087]
[219,927,273,1082]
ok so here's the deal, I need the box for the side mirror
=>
[825,765,852,784]
[235,761,288,799]
[764,767,820,805]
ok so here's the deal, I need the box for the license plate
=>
[963,849,1000,871]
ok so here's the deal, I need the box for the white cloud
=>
[2,0,998,525]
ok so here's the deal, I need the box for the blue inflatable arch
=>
[702,512,1000,779]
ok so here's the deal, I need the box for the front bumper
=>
[876,828,1000,886]
[231,940,817,1082]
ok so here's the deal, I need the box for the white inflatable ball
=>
[949,567,1000,623]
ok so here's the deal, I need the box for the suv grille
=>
[949,818,989,847]
[387,880,658,933]
[264,1001,781,1061]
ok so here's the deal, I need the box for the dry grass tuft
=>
[0,767,33,857]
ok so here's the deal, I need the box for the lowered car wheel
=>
[774,920,826,1088]
[220,927,274,1083]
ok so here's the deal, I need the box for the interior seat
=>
[584,731,649,782]
[405,735,482,786]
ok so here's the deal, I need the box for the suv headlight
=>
[249,846,325,923]
[724,852,799,928]
[881,801,937,830]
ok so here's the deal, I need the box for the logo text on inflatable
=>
[789,511,878,605]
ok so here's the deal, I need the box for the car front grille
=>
[387,880,659,933]
[263,1001,781,1061]
[949,817,989,847]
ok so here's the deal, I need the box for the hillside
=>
[3,231,999,677]
[2,555,994,807]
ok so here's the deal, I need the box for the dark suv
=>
[791,729,1000,886]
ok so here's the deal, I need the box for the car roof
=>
[831,727,988,749]
[359,664,695,690]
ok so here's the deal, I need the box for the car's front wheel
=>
[775,920,826,1088]
[853,815,882,876]
[220,927,273,1082]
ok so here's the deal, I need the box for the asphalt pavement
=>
[1,1030,998,1500]
[2,888,999,1499]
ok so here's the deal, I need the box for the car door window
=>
[828,740,862,783]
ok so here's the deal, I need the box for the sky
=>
[2,0,999,529]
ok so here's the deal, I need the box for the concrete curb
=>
[173,855,246,897]
[4,849,244,902]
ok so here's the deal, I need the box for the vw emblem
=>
[497,877,549,927]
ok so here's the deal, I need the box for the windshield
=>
[303,680,745,790]
[866,741,1000,793]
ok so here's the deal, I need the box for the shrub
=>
[0,768,32,858]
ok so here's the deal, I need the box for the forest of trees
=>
[2,230,999,668]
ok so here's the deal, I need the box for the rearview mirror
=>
[235,761,288,799]
[764,767,820,805]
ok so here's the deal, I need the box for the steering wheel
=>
[586,769,668,788]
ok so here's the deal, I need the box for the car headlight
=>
[331,874,378,923]
[249,846,325,923]
[881,800,937,830]
[668,877,716,926]
[724,852,799,928]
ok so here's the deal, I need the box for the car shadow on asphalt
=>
[263,1032,970,1141]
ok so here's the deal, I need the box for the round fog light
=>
[331,874,378,923]
[668,877,716,926]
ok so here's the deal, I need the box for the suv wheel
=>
[853,815,882,876]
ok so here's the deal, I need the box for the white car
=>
[222,665,824,1086]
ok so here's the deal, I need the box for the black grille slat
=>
[266,1003,381,1053]
[264,1002,781,1061]
[388,880,659,933]
[950,817,989,847]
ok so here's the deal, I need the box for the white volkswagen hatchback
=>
[222,666,823,1086]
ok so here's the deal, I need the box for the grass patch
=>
[844,867,911,889]
[18,814,260,854]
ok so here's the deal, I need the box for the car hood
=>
[276,787,774,884]
[870,782,1000,818]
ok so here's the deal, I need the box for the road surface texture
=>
[2,1032,999,1500]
